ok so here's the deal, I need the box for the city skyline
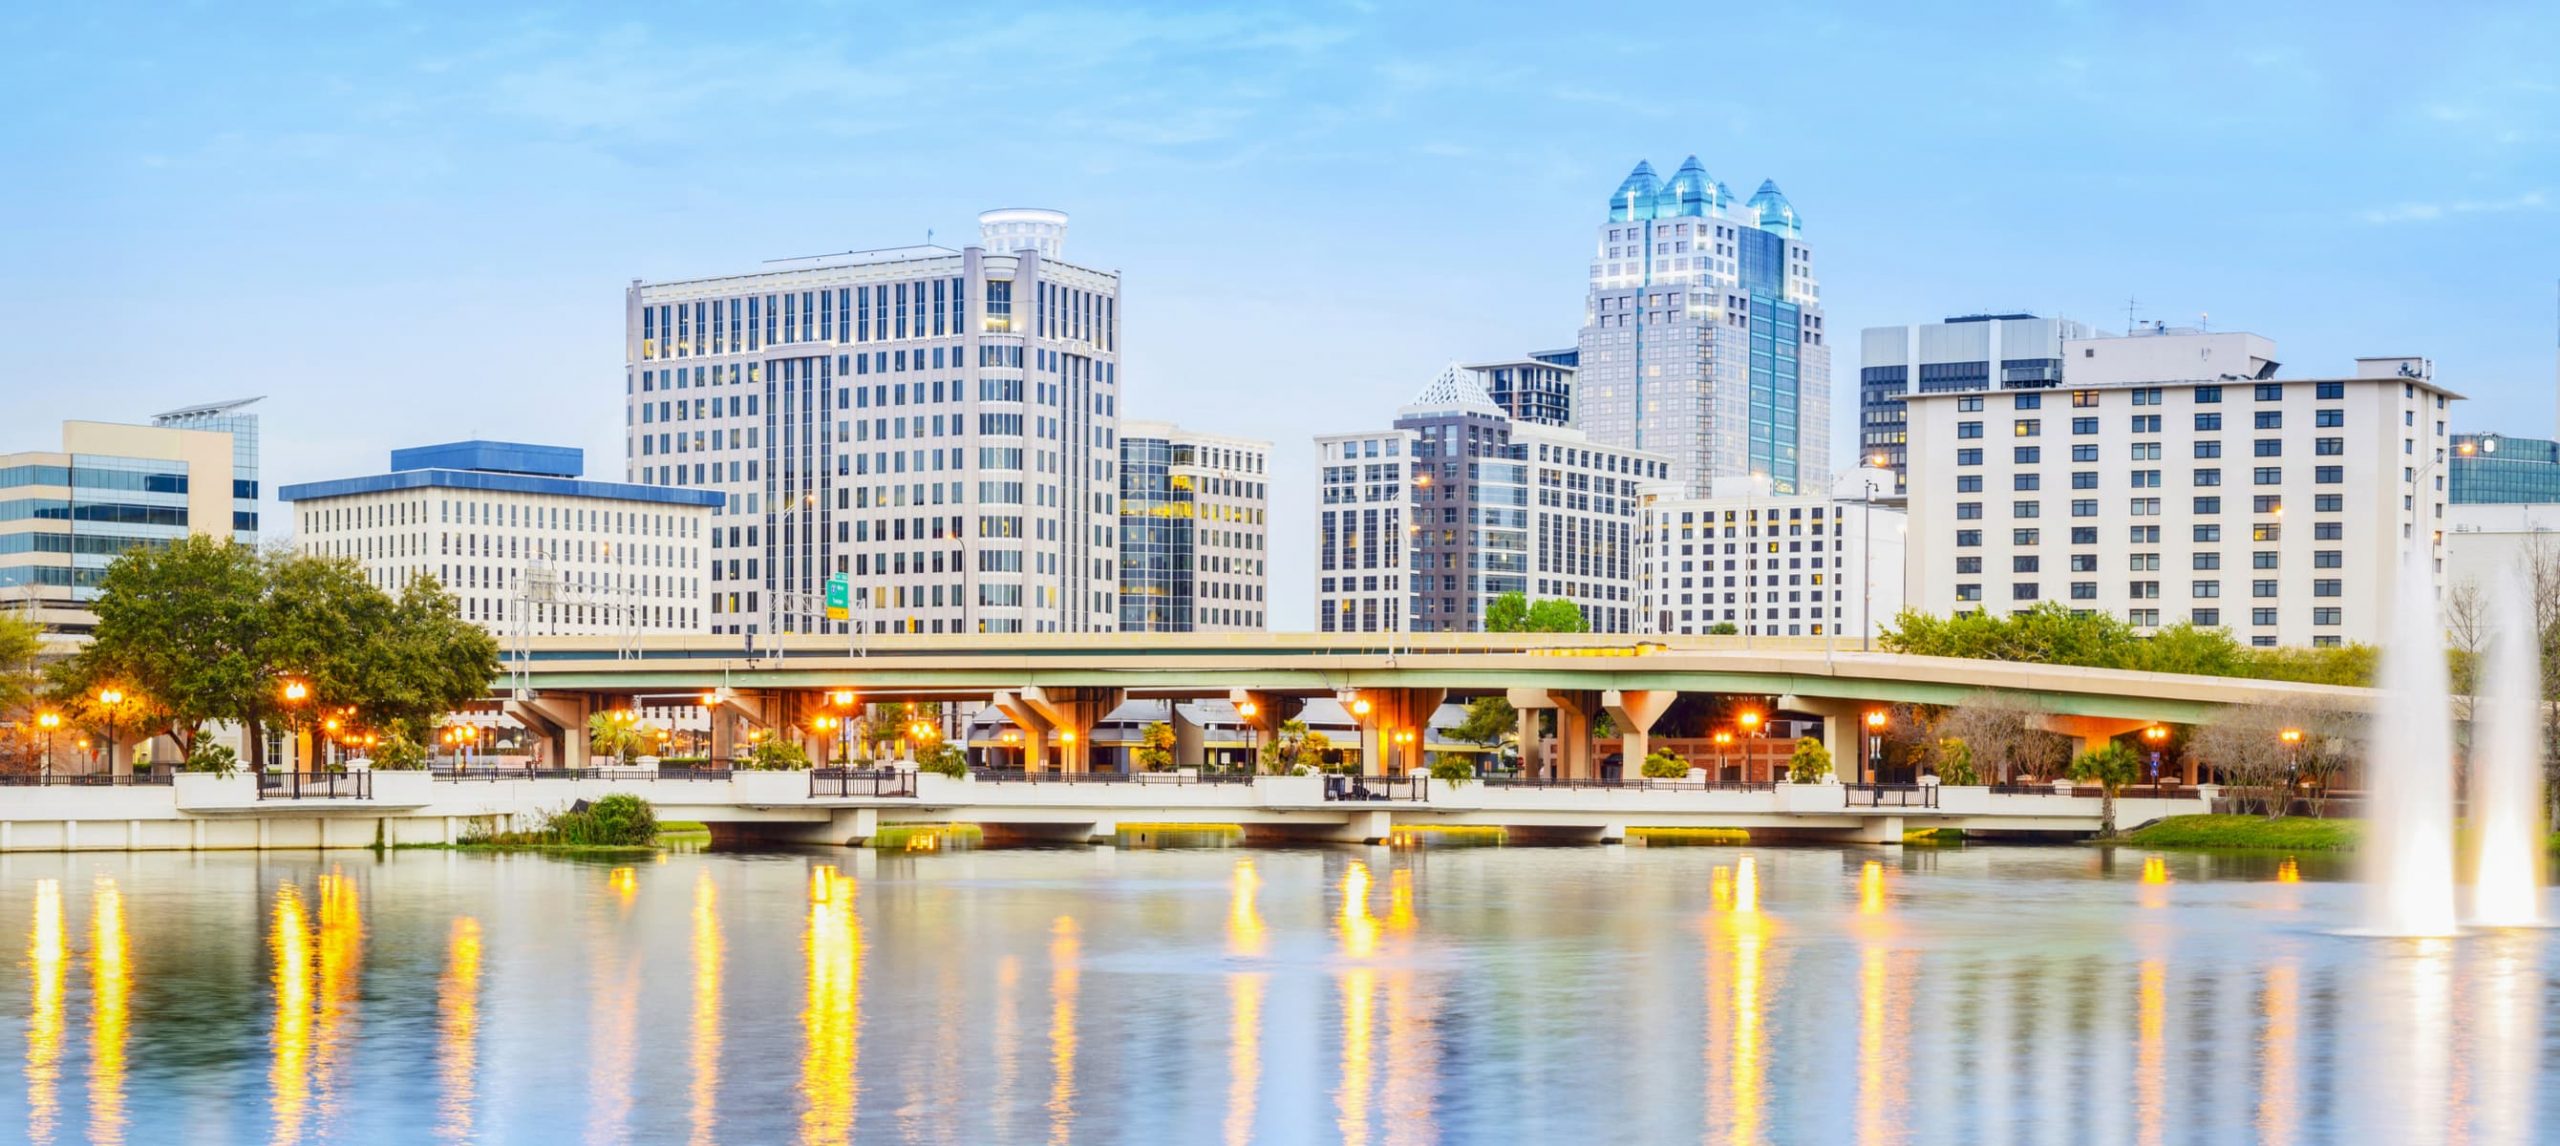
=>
[8,2,2559,629]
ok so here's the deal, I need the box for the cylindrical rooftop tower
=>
[978,208,1068,259]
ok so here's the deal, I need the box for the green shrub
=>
[548,794,658,846]
[745,737,812,771]
[1788,736,1834,783]
[1932,737,1978,786]
[373,732,427,771]
[1427,755,1476,783]
[917,743,968,778]
[183,742,238,776]
[1640,750,1690,779]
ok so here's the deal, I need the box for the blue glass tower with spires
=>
[1574,157,1829,496]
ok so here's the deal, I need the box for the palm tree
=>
[2069,741,2143,838]
[587,711,646,767]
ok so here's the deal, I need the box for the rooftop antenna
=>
[2124,296,2141,336]
[2199,311,2210,332]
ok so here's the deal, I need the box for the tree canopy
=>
[1486,591,1590,634]
[51,539,498,766]
[1881,603,2373,685]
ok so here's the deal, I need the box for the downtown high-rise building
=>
[1117,421,1270,632]
[1576,157,1830,496]
[624,208,1123,637]
[1857,314,2093,489]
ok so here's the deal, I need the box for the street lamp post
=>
[2144,726,2169,784]
[36,711,59,782]
[2280,727,2305,801]
[1737,710,1763,782]
[1237,700,1259,774]
[96,688,124,775]
[1864,709,1887,785]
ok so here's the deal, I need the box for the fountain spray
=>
[2469,567,2545,927]
[2363,548,2459,937]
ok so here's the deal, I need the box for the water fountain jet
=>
[2361,548,2459,937]
[2469,568,2544,927]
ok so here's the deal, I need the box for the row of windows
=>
[1958,382,2355,413]
[1955,517,2343,546]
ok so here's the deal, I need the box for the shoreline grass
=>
[2113,814,2358,851]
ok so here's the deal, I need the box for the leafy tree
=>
[54,535,265,760]
[1134,720,1177,771]
[183,741,238,776]
[1939,690,2071,782]
[1703,621,1739,635]
[1524,598,1590,633]
[917,742,968,778]
[1449,695,1516,750]
[2069,741,2143,837]
[1883,603,2376,687]
[361,575,499,742]
[1485,592,1530,633]
[0,608,42,718]
[372,732,428,771]
[1787,737,1833,783]
[1427,754,1476,783]
[1257,718,1334,773]
[1640,749,1690,779]
[1932,737,1978,786]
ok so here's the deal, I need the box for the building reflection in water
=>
[437,917,481,1144]
[691,874,722,1146]
[1336,860,1379,1146]
[1854,861,1906,1146]
[1382,867,1437,1146]
[1226,860,1265,1146]
[802,865,860,1145]
[2473,934,2537,1146]
[1045,915,1079,1146]
[26,878,62,1146]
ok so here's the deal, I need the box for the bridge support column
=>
[1516,706,1545,778]
[507,693,597,769]
[1791,696,1874,784]
[1850,815,1905,846]
[1604,690,1677,778]
[992,691,1055,772]
[1022,686,1123,774]
[1508,689,1598,780]
[1171,704,1206,769]
[1230,690,1305,772]
[1342,688,1443,776]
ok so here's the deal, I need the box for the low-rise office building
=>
[279,441,723,635]
[1637,467,1904,640]
[1316,365,1670,634]
[2450,432,2560,504]
[1903,348,2456,648]
[2,411,252,637]
[1117,421,1270,632]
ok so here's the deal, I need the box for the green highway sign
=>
[825,575,850,621]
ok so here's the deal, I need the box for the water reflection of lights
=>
[437,917,481,1144]
[1046,916,1079,1146]
[1383,867,1435,1144]
[1229,860,1266,958]
[1733,856,1760,915]
[26,878,63,1145]
[1337,861,1381,1145]
[993,956,1021,1143]
[313,872,363,1133]
[802,866,860,1145]
[1226,973,1264,1146]
[2275,857,2300,884]
[1340,861,1380,960]
[269,884,312,1144]
[691,875,723,1146]
[2140,856,2169,884]
[1727,856,1767,1146]
[1858,859,1885,916]
[2136,959,2165,1146]
[2256,961,2297,1144]
[609,866,638,906]
[89,878,129,1146]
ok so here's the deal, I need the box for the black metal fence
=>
[432,766,737,782]
[809,768,918,798]
[1843,783,1938,809]
[1479,776,1779,793]
[967,768,1256,786]
[1323,775,1428,802]
[258,771,372,800]
[0,772,176,787]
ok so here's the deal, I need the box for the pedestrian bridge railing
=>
[1324,775,1429,802]
[433,766,737,782]
[258,771,372,800]
[1843,783,1938,809]
[968,768,1255,786]
[809,768,918,799]
[1480,776,1780,793]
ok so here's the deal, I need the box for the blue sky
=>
[5,1,2556,629]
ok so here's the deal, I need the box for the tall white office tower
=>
[1576,157,1830,496]
[626,208,1124,637]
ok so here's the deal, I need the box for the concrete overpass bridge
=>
[492,631,2366,783]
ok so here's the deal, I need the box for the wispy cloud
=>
[2359,189,2548,224]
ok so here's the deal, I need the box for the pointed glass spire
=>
[1746,179,1801,236]
[1407,362,1505,415]
[1608,161,1661,222]
[1660,155,1717,217]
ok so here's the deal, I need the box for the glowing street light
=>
[1864,710,1887,784]
[35,711,59,780]
[2144,726,2169,783]
[96,687,124,774]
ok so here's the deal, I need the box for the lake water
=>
[0,843,2546,1144]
